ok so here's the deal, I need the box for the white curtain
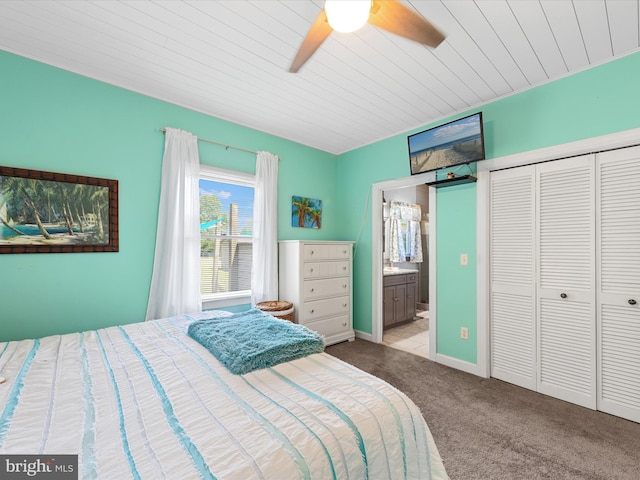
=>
[251,151,279,305]
[407,219,423,263]
[389,215,405,263]
[388,201,423,263]
[146,128,202,320]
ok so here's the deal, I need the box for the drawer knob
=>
[629,299,637,305]
[560,293,567,299]
[310,309,314,314]
[342,266,347,270]
[342,284,347,288]
[310,268,314,272]
[310,288,315,292]
[342,322,347,327]
[343,303,347,307]
[310,250,314,255]
[343,250,347,254]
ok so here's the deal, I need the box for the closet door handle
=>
[560,293,567,299]
[629,299,637,305]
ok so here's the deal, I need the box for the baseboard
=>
[354,330,374,342]
[435,353,486,378]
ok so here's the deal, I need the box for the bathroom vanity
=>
[383,268,418,329]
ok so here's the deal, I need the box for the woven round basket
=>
[256,300,294,322]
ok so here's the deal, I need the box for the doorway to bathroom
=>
[371,174,437,360]
[380,184,430,358]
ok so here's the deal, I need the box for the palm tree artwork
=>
[0,169,111,247]
[291,196,322,229]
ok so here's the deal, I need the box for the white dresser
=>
[278,240,355,346]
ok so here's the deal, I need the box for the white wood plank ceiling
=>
[1,1,638,154]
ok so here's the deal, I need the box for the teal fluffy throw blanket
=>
[187,308,325,375]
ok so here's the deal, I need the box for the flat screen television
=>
[407,112,485,175]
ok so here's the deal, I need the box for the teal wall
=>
[4,48,640,354]
[0,51,337,341]
[338,51,640,364]
[435,183,476,363]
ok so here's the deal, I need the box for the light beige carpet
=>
[326,339,640,480]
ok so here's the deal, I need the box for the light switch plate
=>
[461,327,469,340]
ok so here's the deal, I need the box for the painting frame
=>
[0,166,119,254]
[291,196,322,229]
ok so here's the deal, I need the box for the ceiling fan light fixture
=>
[324,0,371,33]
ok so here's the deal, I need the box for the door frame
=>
[476,127,640,378]
[371,170,437,360]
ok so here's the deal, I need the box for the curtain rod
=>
[159,128,257,155]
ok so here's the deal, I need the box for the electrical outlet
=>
[460,327,469,340]
[460,253,468,266]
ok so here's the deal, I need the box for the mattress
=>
[0,311,448,479]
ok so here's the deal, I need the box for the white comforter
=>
[0,312,448,479]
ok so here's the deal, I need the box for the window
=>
[199,165,254,305]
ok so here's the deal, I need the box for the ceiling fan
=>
[289,0,446,73]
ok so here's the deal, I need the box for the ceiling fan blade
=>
[289,9,333,73]
[369,0,445,48]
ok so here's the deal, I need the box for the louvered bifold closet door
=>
[537,155,596,409]
[490,166,537,390]
[597,146,640,423]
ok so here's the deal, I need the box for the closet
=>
[490,146,640,423]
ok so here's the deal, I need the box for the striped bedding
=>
[0,311,448,479]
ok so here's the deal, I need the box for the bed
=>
[0,310,448,479]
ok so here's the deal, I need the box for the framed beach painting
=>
[0,166,118,254]
[291,196,322,229]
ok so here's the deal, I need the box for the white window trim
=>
[200,164,254,186]
[200,164,255,309]
[202,292,252,310]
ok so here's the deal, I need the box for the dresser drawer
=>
[304,261,350,279]
[304,277,349,300]
[306,314,351,338]
[303,243,351,261]
[302,296,350,321]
